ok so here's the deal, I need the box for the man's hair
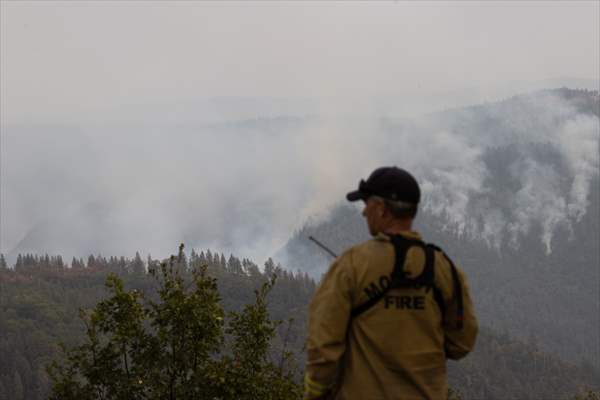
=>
[383,198,418,219]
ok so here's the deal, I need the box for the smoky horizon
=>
[1,1,599,266]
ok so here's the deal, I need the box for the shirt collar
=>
[375,230,422,242]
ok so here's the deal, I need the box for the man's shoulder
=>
[339,232,457,269]
[341,231,422,255]
[342,235,388,256]
[333,235,392,272]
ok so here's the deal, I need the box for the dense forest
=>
[1,249,599,400]
[0,250,314,400]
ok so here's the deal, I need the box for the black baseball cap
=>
[346,166,421,204]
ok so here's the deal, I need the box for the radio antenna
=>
[308,236,338,258]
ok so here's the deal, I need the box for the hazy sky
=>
[1,1,598,124]
[1,1,599,263]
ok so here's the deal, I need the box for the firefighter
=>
[304,166,478,400]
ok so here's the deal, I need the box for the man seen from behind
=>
[304,166,478,400]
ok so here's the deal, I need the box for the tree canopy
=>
[47,245,301,400]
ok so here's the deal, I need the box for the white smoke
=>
[373,91,599,253]
[559,114,600,221]
[0,91,598,264]
[507,159,568,252]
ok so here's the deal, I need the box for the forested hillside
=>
[278,89,600,371]
[0,251,313,400]
[1,250,599,400]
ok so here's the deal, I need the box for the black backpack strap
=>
[350,287,385,318]
[429,244,464,330]
[420,245,435,289]
[432,286,446,323]
[350,238,463,330]
[423,244,446,323]
[351,238,407,318]
[389,235,414,284]
[351,236,422,318]
[447,256,464,330]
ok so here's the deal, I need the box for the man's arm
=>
[443,264,478,360]
[304,253,354,399]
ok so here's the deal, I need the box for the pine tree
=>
[147,254,157,272]
[228,255,243,274]
[117,256,127,273]
[264,258,276,276]
[244,261,261,278]
[130,251,145,275]
[51,255,64,270]
[0,254,7,270]
[190,249,198,264]
[15,254,23,272]
[43,254,50,268]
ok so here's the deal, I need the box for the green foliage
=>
[571,390,600,400]
[47,245,301,400]
[448,388,463,400]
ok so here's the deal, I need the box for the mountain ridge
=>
[277,88,600,368]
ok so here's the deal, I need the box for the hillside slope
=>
[1,254,599,399]
[278,89,600,368]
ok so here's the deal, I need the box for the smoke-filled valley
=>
[1,88,599,399]
[3,89,598,263]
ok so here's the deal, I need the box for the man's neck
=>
[381,219,413,235]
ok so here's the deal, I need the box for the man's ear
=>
[377,200,386,218]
